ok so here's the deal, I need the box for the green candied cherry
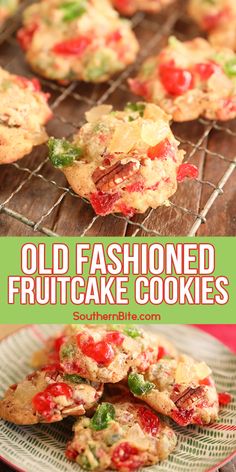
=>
[128,373,155,396]
[63,373,88,384]
[224,57,236,78]
[60,342,76,359]
[125,102,146,117]
[90,402,115,431]
[77,445,100,471]
[59,0,87,22]
[123,326,142,339]
[48,137,83,168]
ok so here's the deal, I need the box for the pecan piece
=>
[92,159,140,192]
[172,386,205,409]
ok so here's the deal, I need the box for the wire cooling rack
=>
[0,0,235,237]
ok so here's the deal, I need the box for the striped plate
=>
[0,325,235,472]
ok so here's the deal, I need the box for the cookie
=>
[59,325,153,383]
[188,0,236,51]
[0,0,18,27]
[129,36,236,121]
[111,0,175,16]
[31,325,178,382]
[0,67,52,164]
[17,0,139,83]
[66,400,177,470]
[48,102,184,216]
[0,365,103,425]
[128,353,219,426]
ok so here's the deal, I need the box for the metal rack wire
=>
[0,0,235,237]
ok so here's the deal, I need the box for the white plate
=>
[0,325,235,472]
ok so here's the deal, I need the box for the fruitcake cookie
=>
[58,325,178,383]
[128,353,219,426]
[66,400,177,470]
[129,37,236,121]
[188,0,236,51]
[0,365,103,425]
[31,325,178,379]
[111,0,175,16]
[48,102,185,216]
[0,0,18,27]
[0,67,52,164]
[17,0,139,83]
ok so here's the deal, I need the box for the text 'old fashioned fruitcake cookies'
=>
[0,365,103,425]
[48,102,186,216]
[66,400,177,470]
[0,67,52,164]
[128,353,219,426]
[111,0,175,16]
[129,37,236,121]
[0,0,18,27]
[188,0,236,51]
[17,0,139,83]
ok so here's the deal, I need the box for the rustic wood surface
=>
[0,326,235,472]
[0,2,235,236]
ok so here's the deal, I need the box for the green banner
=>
[0,237,235,324]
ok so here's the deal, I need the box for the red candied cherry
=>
[159,60,194,96]
[177,163,198,182]
[15,75,41,92]
[32,391,55,419]
[112,0,133,14]
[118,202,135,218]
[106,30,122,43]
[218,392,232,406]
[128,78,150,100]
[195,62,221,81]
[138,347,155,372]
[86,340,115,366]
[138,406,160,436]
[90,191,120,216]
[147,139,174,160]
[112,442,143,471]
[203,8,229,30]
[105,331,125,346]
[171,408,194,426]
[125,181,145,193]
[66,444,78,461]
[77,333,115,366]
[17,23,38,50]
[199,377,213,387]
[46,382,73,399]
[53,36,91,55]
[157,345,168,361]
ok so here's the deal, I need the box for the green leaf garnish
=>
[90,402,115,431]
[125,102,145,117]
[224,58,236,77]
[48,137,82,168]
[128,373,155,396]
[63,373,88,384]
[123,326,142,338]
[59,0,87,22]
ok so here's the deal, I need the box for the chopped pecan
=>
[62,404,85,416]
[92,159,140,192]
[172,386,205,409]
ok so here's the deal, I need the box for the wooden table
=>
[0,326,235,471]
[0,1,235,237]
